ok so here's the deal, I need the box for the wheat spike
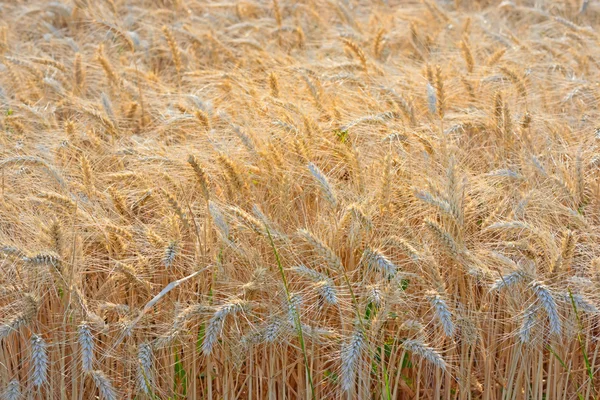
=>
[31,334,48,388]
[137,343,153,394]
[307,162,337,207]
[340,323,366,392]
[78,323,94,372]
[203,299,247,355]
[1,380,20,400]
[90,370,117,400]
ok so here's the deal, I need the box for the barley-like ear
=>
[367,285,383,309]
[563,293,599,314]
[298,229,343,271]
[90,370,117,400]
[340,323,366,392]
[499,66,527,98]
[272,0,282,27]
[314,280,337,305]
[286,293,302,325]
[424,219,461,256]
[519,304,539,344]
[490,269,525,291]
[31,334,48,388]
[307,162,337,207]
[424,64,434,85]
[341,37,367,71]
[386,236,420,261]
[25,252,62,269]
[301,74,323,110]
[162,25,182,85]
[78,323,94,372]
[402,339,446,370]
[209,201,230,239]
[217,154,246,194]
[460,38,474,73]
[74,52,85,93]
[80,155,94,195]
[493,91,503,132]
[96,44,119,86]
[529,281,561,336]
[137,343,153,394]
[461,75,476,100]
[95,21,135,52]
[0,156,66,187]
[427,291,455,337]
[269,72,280,98]
[0,295,37,339]
[487,48,506,66]
[38,192,76,212]
[108,187,128,217]
[557,230,576,272]
[202,299,247,355]
[163,240,179,268]
[362,247,397,279]
[101,92,117,129]
[1,380,20,400]
[501,103,513,152]
[427,82,437,115]
[415,190,456,220]
[374,28,386,59]
[292,264,327,281]
[194,109,211,131]
[229,206,266,235]
[263,318,284,343]
[521,111,532,129]
[435,65,446,119]
[187,155,210,200]
[575,153,587,207]
[161,189,189,229]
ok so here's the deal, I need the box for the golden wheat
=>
[1,1,600,399]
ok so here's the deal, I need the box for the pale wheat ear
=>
[78,323,94,372]
[203,299,248,355]
[137,343,153,394]
[340,323,366,392]
[307,162,337,207]
[30,334,48,388]
[89,370,117,400]
[1,380,21,400]
[402,339,446,370]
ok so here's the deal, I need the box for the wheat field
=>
[0,0,600,398]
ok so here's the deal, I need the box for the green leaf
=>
[399,279,409,291]
[334,129,349,143]
[364,301,375,321]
